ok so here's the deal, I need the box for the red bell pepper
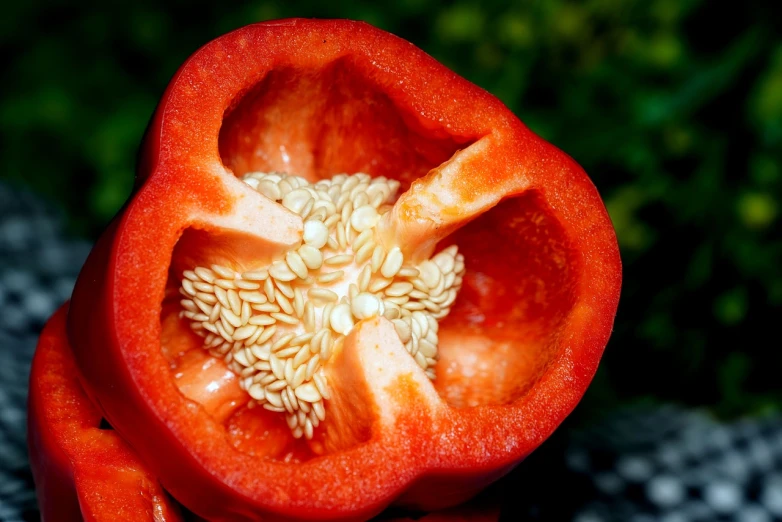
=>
[62,18,620,521]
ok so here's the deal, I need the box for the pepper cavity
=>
[179,172,465,439]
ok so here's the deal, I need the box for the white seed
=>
[352,229,374,252]
[293,287,304,317]
[303,220,329,248]
[181,279,196,296]
[336,221,347,249]
[294,382,321,403]
[242,269,268,281]
[304,301,316,332]
[324,254,353,266]
[238,290,266,304]
[444,271,455,290]
[282,188,313,215]
[286,386,299,411]
[257,179,282,201]
[269,261,296,282]
[270,355,285,380]
[350,204,379,232]
[419,261,442,289]
[381,247,404,278]
[322,303,335,330]
[252,303,280,313]
[370,245,386,273]
[221,308,242,328]
[248,384,265,401]
[305,354,320,379]
[193,281,213,293]
[251,344,271,361]
[414,351,428,369]
[194,267,215,283]
[233,324,257,341]
[258,326,277,344]
[211,265,235,279]
[324,213,340,230]
[249,314,276,326]
[267,379,287,392]
[329,304,354,335]
[383,306,400,320]
[292,365,307,388]
[285,251,309,279]
[403,301,426,311]
[195,293,216,307]
[340,200,353,227]
[276,346,300,359]
[235,279,261,290]
[208,303,221,323]
[313,400,326,421]
[434,251,456,274]
[264,278,276,302]
[418,338,438,358]
[298,245,323,270]
[227,289,242,316]
[358,265,372,292]
[317,270,344,284]
[313,372,332,400]
[353,192,369,208]
[275,280,294,299]
[393,319,412,343]
[308,288,338,302]
[410,278,429,293]
[265,390,284,408]
[398,266,420,278]
[385,281,414,297]
[354,241,375,264]
[292,345,311,369]
[275,291,293,314]
[351,292,382,320]
[320,330,332,357]
[271,312,298,325]
[369,277,393,293]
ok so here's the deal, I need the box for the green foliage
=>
[2,0,780,418]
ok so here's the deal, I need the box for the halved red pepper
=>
[65,18,620,521]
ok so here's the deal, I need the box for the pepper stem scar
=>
[179,172,466,439]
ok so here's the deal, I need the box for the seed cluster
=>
[179,172,465,439]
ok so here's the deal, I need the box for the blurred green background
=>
[2,0,780,421]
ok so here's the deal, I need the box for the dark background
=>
[3,0,780,422]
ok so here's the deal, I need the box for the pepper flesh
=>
[28,305,184,522]
[67,18,621,521]
[28,306,501,521]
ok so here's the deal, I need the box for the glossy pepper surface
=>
[29,306,501,521]
[28,305,184,522]
[57,18,619,522]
